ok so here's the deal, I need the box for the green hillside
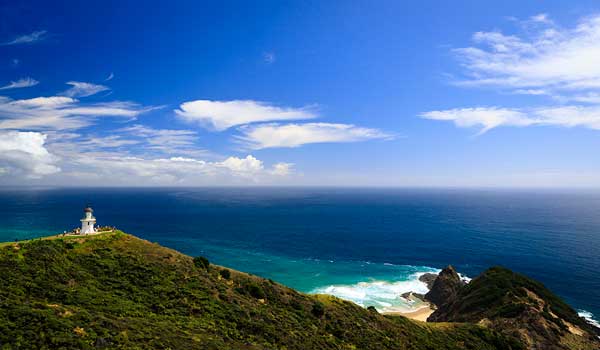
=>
[0,231,522,349]
[4,231,598,350]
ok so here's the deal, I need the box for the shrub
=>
[219,269,231,279]
[246,282,265,299]
[193,256,209,270]
[290,299,303,310]
[311,302,325,317]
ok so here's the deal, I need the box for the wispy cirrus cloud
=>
[452,14,600,93]
[117,124,205,156]
[175,99,317,131]
[0,96,155,131]
[61,81,110,98]
[105,72,114,81]
[0,77,39,90]
[237,122,393,149]
[424,14,600,135]
[1,30,48,46]
[421,106,600,134]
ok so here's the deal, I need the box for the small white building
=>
[80,205,97,234]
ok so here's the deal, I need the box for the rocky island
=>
[0,231,598,349]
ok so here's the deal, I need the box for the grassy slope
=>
[429,266,600,349]
[0,232,522,350]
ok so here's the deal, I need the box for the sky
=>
[2,0,600,187]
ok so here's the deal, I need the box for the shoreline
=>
[383,304,435,322]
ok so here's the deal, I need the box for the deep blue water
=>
[1,187,599,322]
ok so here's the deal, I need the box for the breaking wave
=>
[578,310,600,330]
[311,269,440,313]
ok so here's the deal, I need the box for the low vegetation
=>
[429,266,600,349]
[0,231,522,349]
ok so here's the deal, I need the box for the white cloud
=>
[2,30,47,45]
[105,72,114,81]
[61,81,110,97]
[77,135,141,149]
[175,100,317,131]
[61,153,292,185]
[219,155,263,174]
[513,89,549,96]
[237,122,392,149]
[421,108,534,134]
[270,162,293,176]
[117,124,203,155]
[0,131,60,178]
[421,105,600,133]
[0,77,39,90]
[453,15,600,93]
[0,96,155,130]
[568,92,600,104]
[424,14,600,135]
[530,13,553,24]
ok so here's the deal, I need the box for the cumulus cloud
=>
[0,77,39,90]
[61,81,110,97]
[219,155,263,174]
[175,100,317,131]
[270,162,293,176]
[0,131,60,178]
[0,96,155,130]
[1,30,47,45]
[421,105,600,133]
[237,122,392,149]
[453,14,600,92]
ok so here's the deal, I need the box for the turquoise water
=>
[1,187,599,324]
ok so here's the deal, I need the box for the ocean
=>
[1,187,599,326]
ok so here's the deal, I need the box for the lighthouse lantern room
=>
[80,205,97,234]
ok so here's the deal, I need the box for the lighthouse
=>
[80,205,97,234]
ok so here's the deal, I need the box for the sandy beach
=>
[384,305,434,322]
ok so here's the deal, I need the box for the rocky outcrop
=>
[401,291,426,302]
[418,273,438,290]
[427,266,600,350]
[424,265,465,308]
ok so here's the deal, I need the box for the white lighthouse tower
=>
[80,205,96,234]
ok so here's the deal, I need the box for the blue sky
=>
[2,0,600,186]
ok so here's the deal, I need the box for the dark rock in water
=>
[424,265,464,308]
[419,273,438,290]
[401,291,426,302]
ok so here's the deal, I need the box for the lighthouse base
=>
[80,220,96,234]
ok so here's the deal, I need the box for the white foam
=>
[458,273,472,284]
[311,271,434,313]
[578,310,600,329]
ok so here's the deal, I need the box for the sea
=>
[1,187,599,327]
